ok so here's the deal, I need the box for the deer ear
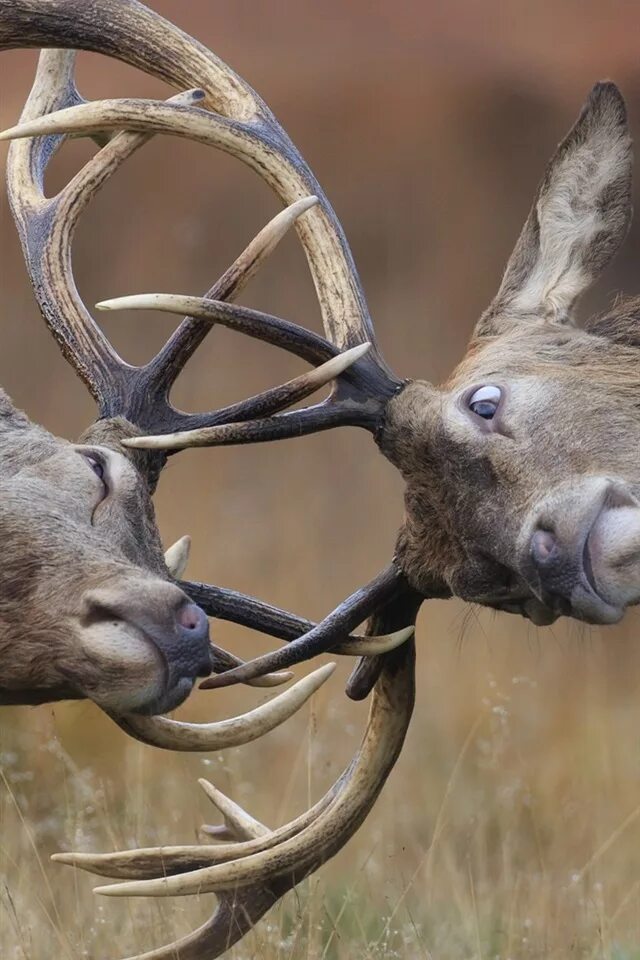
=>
[476,82,632,337]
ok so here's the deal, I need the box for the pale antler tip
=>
[93,882,131,897]
[95,296,139,311]
[291,194,319,214]
[393,625,415,642]
[253,669,294,686]
[121,435,160,449]
[0,125,20,142]
[345,341,371,361]
[314,660,337,681]
[164,534,191,578]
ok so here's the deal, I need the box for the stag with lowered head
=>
[0,2,420,955]
[0,2,417,750]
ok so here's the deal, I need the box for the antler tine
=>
[148,195,321,395]
[6,49,162,403]
[163,535,191,579]
[52,772,340,881]
[113,661,335,752]
[53,613,416,960]
[2,86,377,432]
[96,295,337,367]
[209,644,292,689]
[1,0,403,444]
[198,778,270,841]
[95,294,389,449]
[199,564,407,690]
[185,577,414,663]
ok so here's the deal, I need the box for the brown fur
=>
[379,83,640,625]
[0,400,210,713]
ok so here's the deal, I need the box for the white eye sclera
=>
[468,385,502,420]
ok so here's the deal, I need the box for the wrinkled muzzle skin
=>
[380,82,640,627]
[0,392,211,714]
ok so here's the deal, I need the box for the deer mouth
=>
[129,621,213,716]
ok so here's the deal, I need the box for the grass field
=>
[2,599,640,960]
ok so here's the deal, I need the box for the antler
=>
[0,6,422,951]
[52,612,416,959]
[116,661,335,751]
[0,0,402,447]
[0,0,416,740]
[114,560,414,751]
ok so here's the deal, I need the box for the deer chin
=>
[75,620,194,715]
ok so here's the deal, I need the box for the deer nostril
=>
[177,602,202,630]
[531,529,559,567]
[176,601,209,641]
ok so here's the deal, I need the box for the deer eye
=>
[87,457,104,481]
[468,385,502,420]
[82,453,109,501]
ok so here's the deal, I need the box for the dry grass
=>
[2,601,640,960]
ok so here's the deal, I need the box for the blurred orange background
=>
[2,3,640,957]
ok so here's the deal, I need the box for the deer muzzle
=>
[522,477,640,624]
[78,579,212,714]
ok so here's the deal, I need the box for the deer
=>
[1,1,636,958]
[0,0,427,750]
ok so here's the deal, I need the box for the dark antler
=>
[0,0,402,450]
[0,5,421,951]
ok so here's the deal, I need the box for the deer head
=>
[0,396,212,715]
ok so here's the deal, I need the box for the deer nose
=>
[523,477,640,625]
[175,601,211,676]
[82,582,213,687]
[527,526,577,609]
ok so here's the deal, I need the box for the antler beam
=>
[0,0,402,447]
[54,623,416,959]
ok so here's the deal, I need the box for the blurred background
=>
[2,2,640,957]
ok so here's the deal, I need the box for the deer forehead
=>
[384,326,640,506]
